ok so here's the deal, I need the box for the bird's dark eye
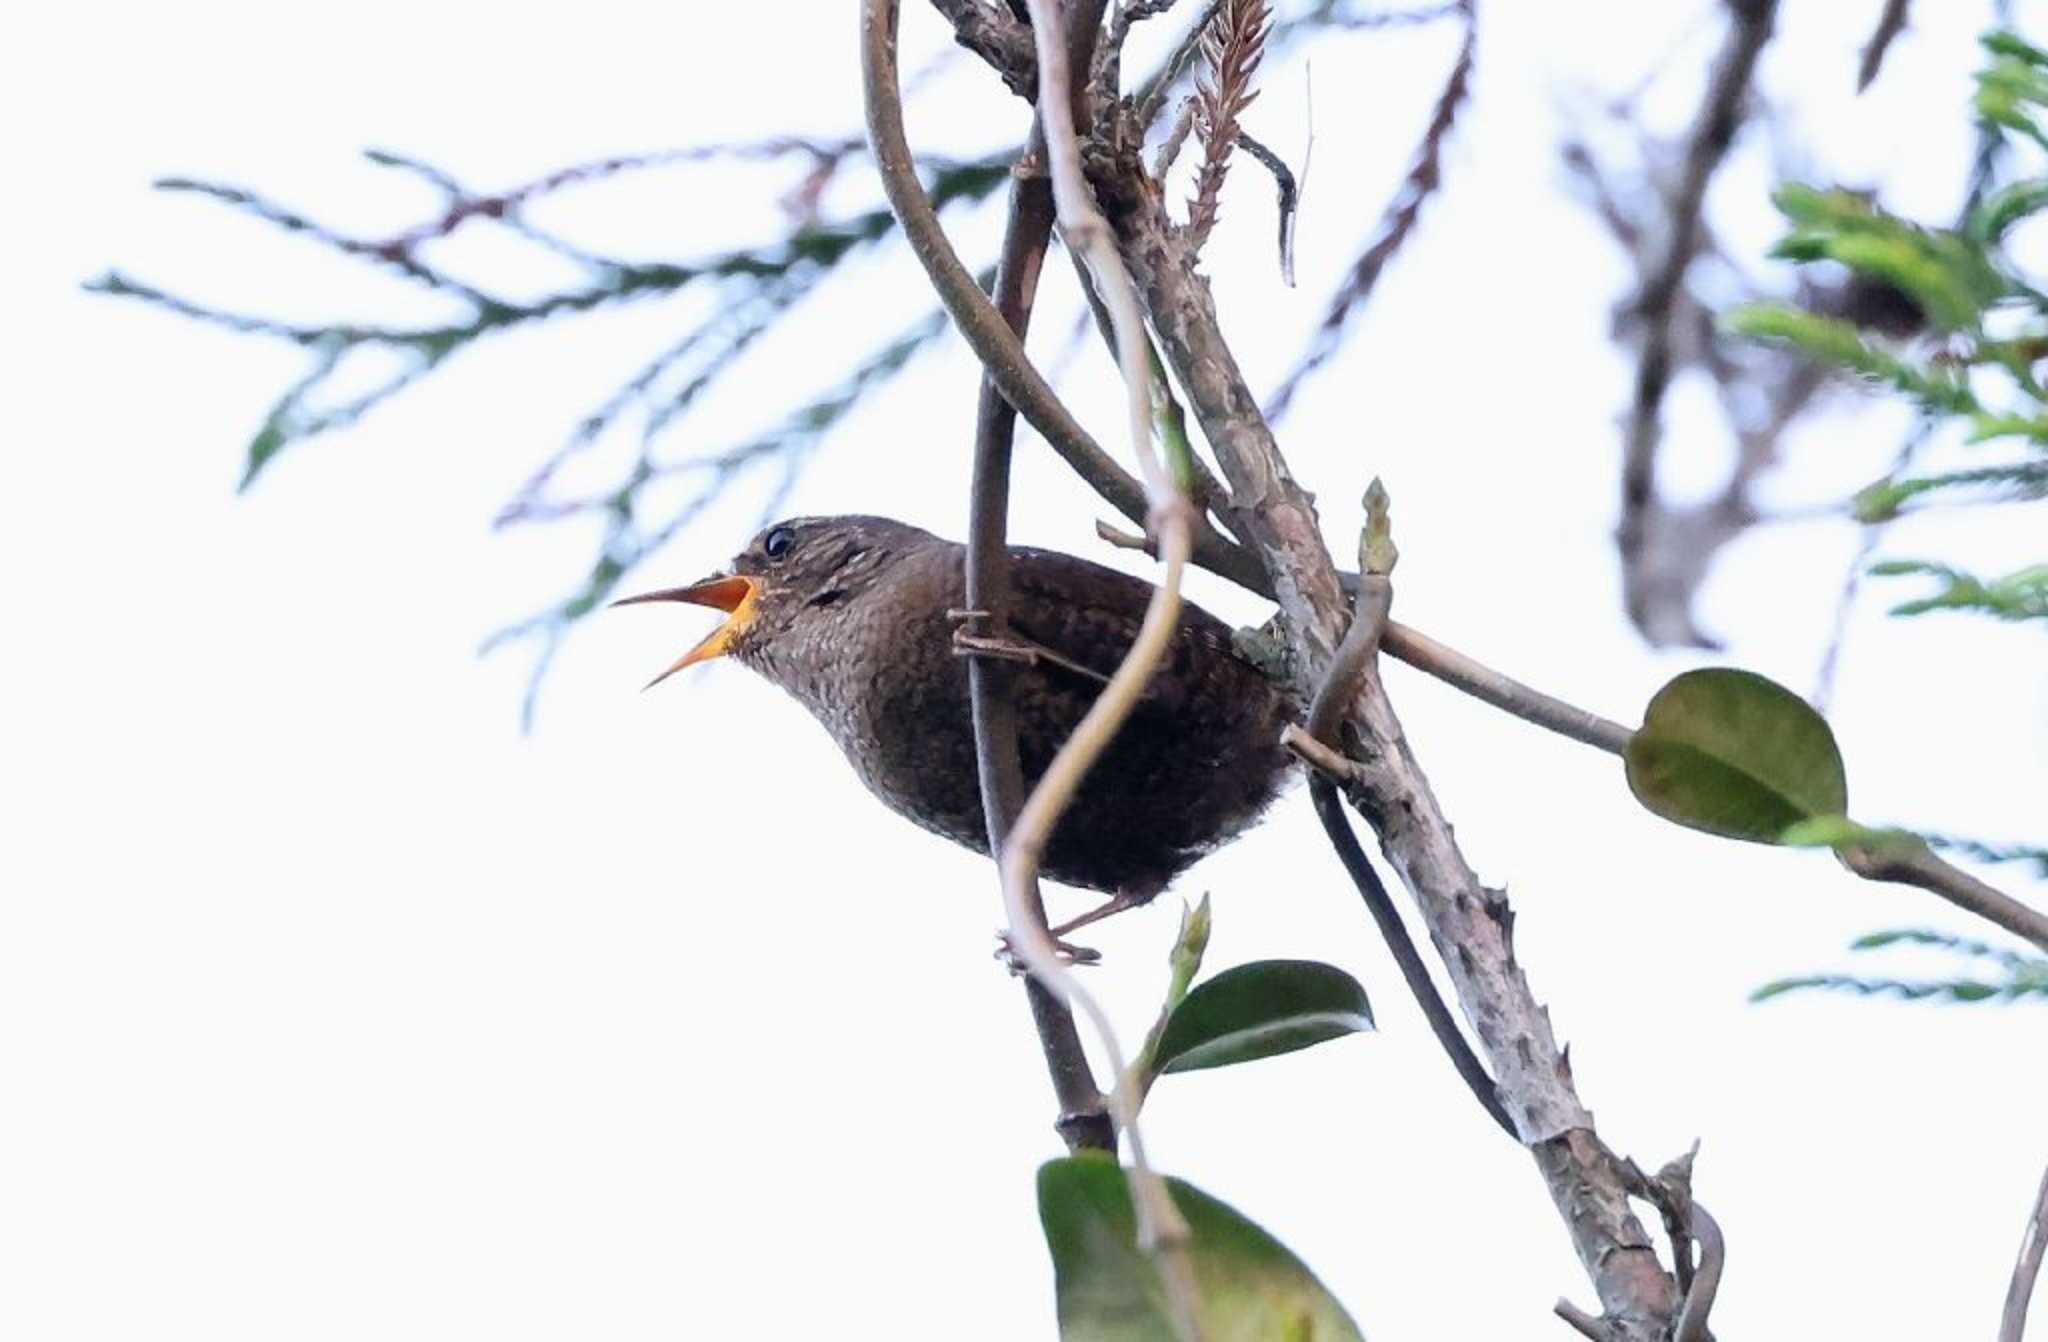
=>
[762,525,797,560]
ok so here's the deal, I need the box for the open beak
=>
[611,573,764,689]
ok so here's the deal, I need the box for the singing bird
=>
[616,515,1296,939]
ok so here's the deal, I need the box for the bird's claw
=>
[950,627,1040,665]
[993,930,1102,974]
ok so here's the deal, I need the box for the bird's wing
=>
[1005,546,1167,691]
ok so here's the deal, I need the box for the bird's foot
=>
[950,614,1113,685]
[947,615,1042,666]
[993,930,1103,974]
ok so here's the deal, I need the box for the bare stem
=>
[1381,620,1635,755]
[1305,561,1518,1138]
[1615,0,1778,642]
[998,510,1204,1335]
[1111,128,1683,1334]
[1383,618,2048,951]
[1839,843,2048,957]
[862,2,1143,515]
[1671,1201,1725,1342]
[1856,0,1911,93]
[967,131,1116,1153]
[2001,1157,2048,1342]
[1007,1,1204,1334]
[1026,0,1163,498]
[859,0,1264,593]
[1376,621,2048,953]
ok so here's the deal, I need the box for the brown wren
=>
[616,515,1296,940]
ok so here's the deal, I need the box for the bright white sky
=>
[5,3,2045,1339]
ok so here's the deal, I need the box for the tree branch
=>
[929,0,1039,98]
[1615,0,1778,645]
[1380,621,1635,754]
[1390,628,2048,953]
[1856,0,1911,93]
[1001,1,1206,1333]
[1097,90,1682,1341]
[966,137,1116,1154]
[1303,501,1517,1137]
[859,0,1263,592]
[872,1,1206,1331]
[1386,622,2048,952]
[1265,0,1474,420]
[2001,1157,2048,1342]
[1838,843,2048,957]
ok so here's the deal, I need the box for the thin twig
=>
[1100,0,1184,108]
[1027,0,1165,497]
[1617,1146,1724,1342]
[1553,1298,1611,1342]
[930,0,1040,97]
[1153,96,1201,177]
[1856,0,1911,93]
[1672,1201,1726,1342]
[1303,506,1518,1137]
[1280,724,1358,780]
[1061,244,1240,524]
[859,0,1265,594]
[1838,843,2048,956]
[1389,618,2048,951]
[1812,418,1932,711]
[1381,623,2048,952]
[1236,130,1300,284]
[2001,1158,2048,1342]
[1265,0,1475,419]
[999,514,1204,1320]
[1324,1,1462,27]
[1614,0,1778,642]
[1134,0,1226,131]
[1381,621,1635,754]
[1010,1,1205,1333]
[966,124,1117,1153]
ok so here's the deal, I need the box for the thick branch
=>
[1305,565,1517,1137]
[1103,122,1680,1338]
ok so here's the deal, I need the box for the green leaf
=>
[1722,305,1979,415]
[1151,961,1373,1076]
[1984,31,2048,70]
[1749,973,2047,1003]
[1968,176,2048,244]
[1038,1157,1366,1342]
[1626,669,1849,843]
[1871,560,2048,621]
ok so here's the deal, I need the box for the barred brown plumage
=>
[617,515,1297,935]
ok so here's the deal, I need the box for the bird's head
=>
[613,515,924,688]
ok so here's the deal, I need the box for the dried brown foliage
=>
[1188,0,1271,249]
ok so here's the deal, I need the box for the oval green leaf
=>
[1038,1156,1366,1342]
[1152,960,1372,1076]
[1625,668,1849,844]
